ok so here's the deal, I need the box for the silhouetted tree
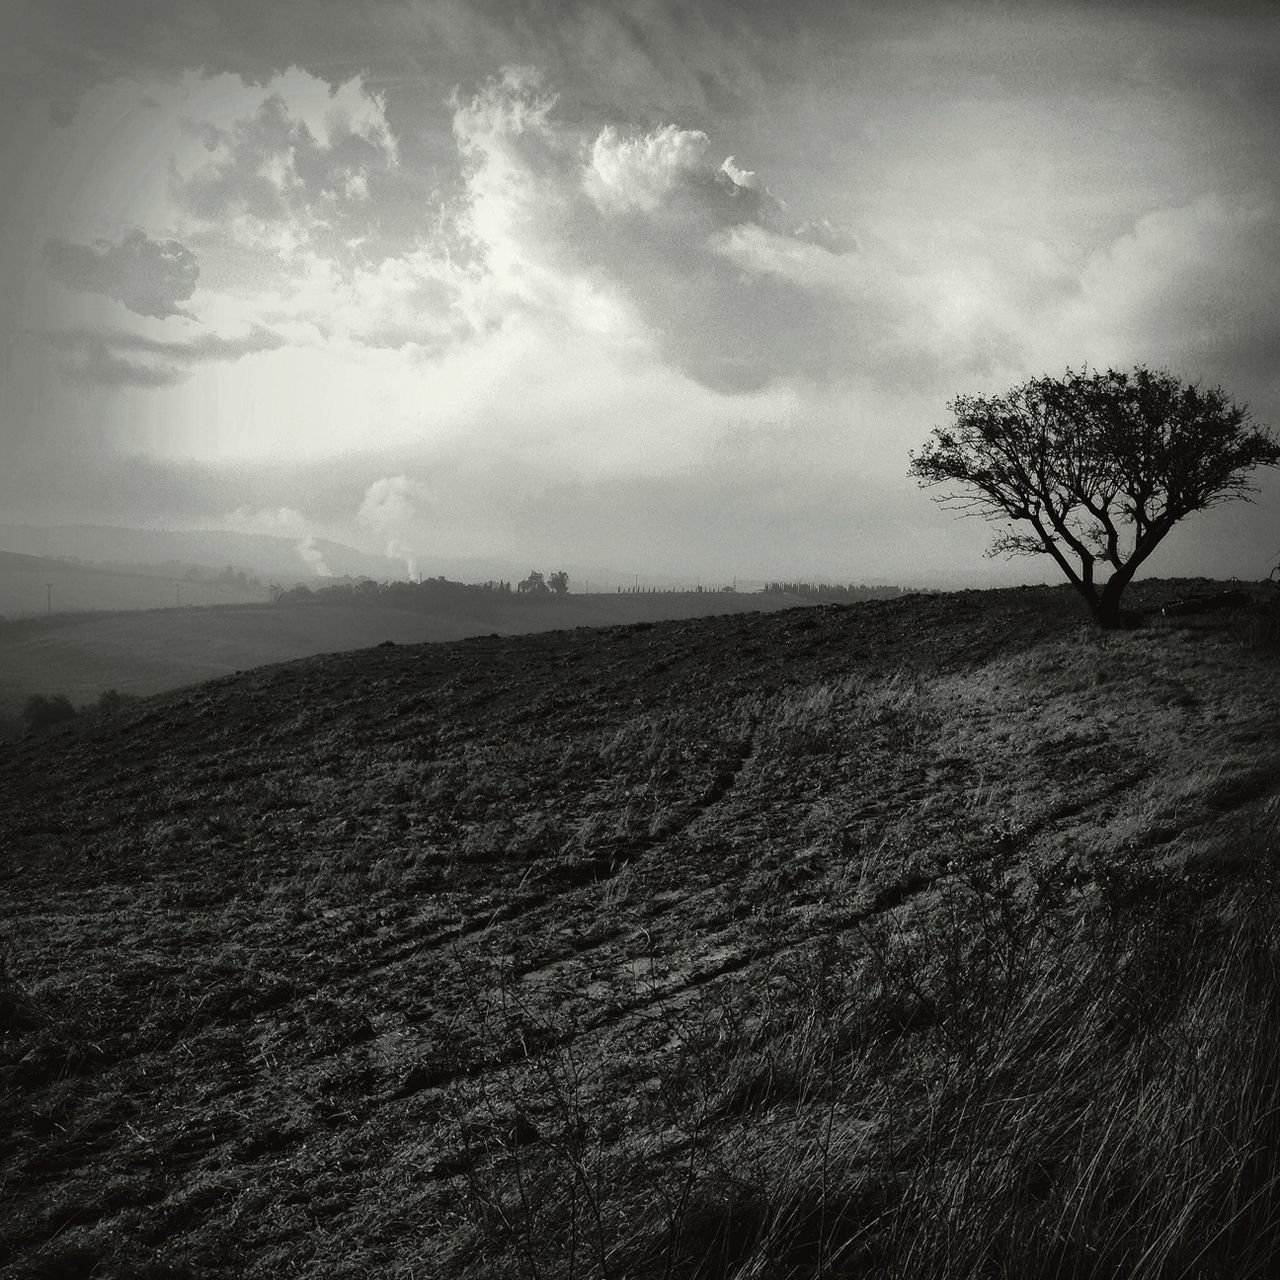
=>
[548,570,569,595]
[909,366,1280,627]
[519,570,549,595]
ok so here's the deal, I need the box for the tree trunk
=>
[1094,574,1133,629]
[1069,579,1104,625]
[1091,524,1172,627]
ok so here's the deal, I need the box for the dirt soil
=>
[2,580,1278,1277]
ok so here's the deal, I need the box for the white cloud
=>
[719,156,760,191]
[358,474,433,527]
[450,66,561,250]
[585,124,713,213]
[1053,196,1280,385]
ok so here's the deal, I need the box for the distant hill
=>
[0,586,823,726]
[0,549,270,619]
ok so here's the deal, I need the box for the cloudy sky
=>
[1,0,1278,584]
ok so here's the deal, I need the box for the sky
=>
[1,0,1278,585]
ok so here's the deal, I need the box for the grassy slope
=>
[2,581,1279,1278]
[0,590,813,723]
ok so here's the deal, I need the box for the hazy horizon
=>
[3,0,1278,588]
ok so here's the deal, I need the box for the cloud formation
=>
[443,68,858,393]
[168,70,403,270]
[586,124,719,213]
[43,228,199,318]
[43,323,286,387]
[357,474,434,577]
[1060,196,1280,391]
[4,3,1278,586]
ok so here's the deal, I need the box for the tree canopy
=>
[909,366,1280,626]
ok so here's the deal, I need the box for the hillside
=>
[0,551,269,620]
[3,582,1280,1278]
[0,589,819,731]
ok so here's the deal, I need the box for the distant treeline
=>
[268,574,910,607]
[1,688,140,742]
[268,571,571,606]
[44,556,266,587]
[761,582,907,601]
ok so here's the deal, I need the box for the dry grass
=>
[439,815,1280,1279]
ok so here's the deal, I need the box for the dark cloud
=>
[42,228,199,318]
[42,323,286,387]
[9,0,774,164]
[44,323,286,360]
[175,97,299,223]
[55,340,187,388]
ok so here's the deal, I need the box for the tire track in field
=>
[378,756,1170,1109]
[361,724,762,978]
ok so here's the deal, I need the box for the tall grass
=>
[446,808,1280,1279]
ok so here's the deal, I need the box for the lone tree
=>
[909,365,1279,627]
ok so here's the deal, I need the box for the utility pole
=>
[46,583,52,616]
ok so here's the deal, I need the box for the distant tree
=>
[95,688,138,716]
[909,365,1280,627]
[548,570,569,595]
[519,570,549,595]
[22,694,77,736]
